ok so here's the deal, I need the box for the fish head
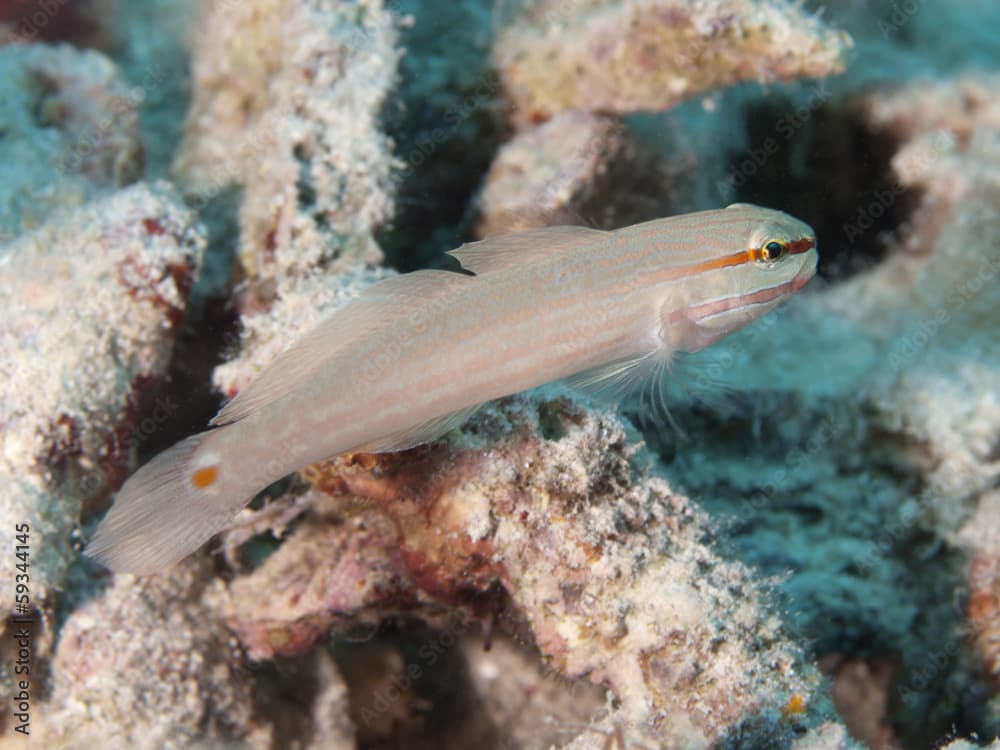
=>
[676,204,818,351]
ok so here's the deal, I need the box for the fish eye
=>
[759,240,787,263]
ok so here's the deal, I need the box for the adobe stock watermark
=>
[880,0,925,39]
[730,403,852,526]
[5,0,70,44]
[842,131,952,245]
[10,523,33,736]
[716,80,832,201]
[357,616,468,728]
[183,112,285,209]
[885,252,1000,373]
[399,69,502,174]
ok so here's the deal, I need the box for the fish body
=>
[87,203,817,573]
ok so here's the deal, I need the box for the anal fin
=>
[354,404,482,453]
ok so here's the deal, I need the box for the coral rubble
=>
[857,74,1000,741]
[38,561,267,750]
[226,393,824,747]
[174,0,403,398]
[646,69,1000,746]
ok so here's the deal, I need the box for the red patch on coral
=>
[43,413,82,466]
[115,255,193,330]
[968,554,1000,687]
[142,217,167,235]
[95,374,153,491]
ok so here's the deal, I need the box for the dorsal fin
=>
[448,225,607,275]
[212,269,473,426]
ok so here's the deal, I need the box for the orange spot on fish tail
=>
[191,465,219,489]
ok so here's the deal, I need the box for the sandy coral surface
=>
[171,0,403,400]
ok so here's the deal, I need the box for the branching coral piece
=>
[496,0,851,127]
[0,42,142,242]
[475,111,672,236]
[173,0,400,285]
[0,182,203,604]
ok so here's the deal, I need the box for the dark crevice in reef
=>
[130,294,238,457]
[0,0,102,47]
[725,96,922,281]
[374,1,511,273]
[251,653,328,750]
[134,189,243,462]
[330,619,503,750]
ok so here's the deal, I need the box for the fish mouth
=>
[789,236,818,292]
[681,266,816,324]
[755,266,815,305]
[789,266,815,293]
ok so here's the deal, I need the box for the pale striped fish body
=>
[86,203,816,573]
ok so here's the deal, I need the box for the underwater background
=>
[2,0,1000,748]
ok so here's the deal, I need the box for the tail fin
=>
[85,431,245,575]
